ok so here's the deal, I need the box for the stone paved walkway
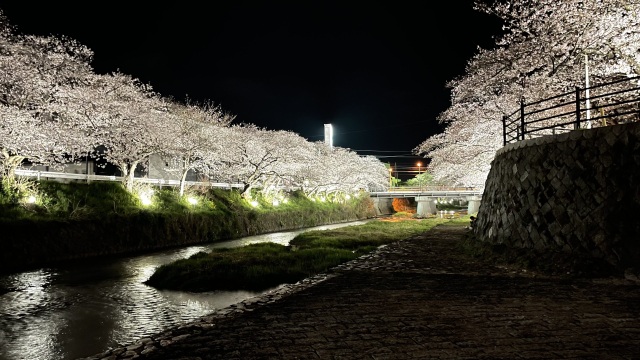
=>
[82,225,640,360]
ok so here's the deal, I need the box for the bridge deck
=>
[369,188,483,198]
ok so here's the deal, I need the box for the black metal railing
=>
[502,76,640,145]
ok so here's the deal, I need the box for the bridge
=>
[368,187,484,217]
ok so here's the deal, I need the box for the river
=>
[0,220,370,360]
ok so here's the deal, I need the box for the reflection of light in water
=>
[5,316,63,360]
[110,284,167,346]
[160,289,265,321]
[0,269,53,320]
[167,246,209,261]
[126,246,209,283]
[0,269,64,360]
[0,220,370,360]
[137,262,159,283]
[209,220,370,249]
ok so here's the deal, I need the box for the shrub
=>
[392,198,415,213]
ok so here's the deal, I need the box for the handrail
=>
[13,169,244,189]
[370,187,484,198]
[12,169,483,195]
[502,76,640,145]
[385,186,483,192]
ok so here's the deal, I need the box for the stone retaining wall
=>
[475,122,640,271]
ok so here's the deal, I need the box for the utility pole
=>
[585,54,592,129]
[417,161,422,192]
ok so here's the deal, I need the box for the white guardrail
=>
[13,169,484,195]
[14,169,245,189]
[369,186,484,198]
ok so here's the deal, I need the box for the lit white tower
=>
[324,124,333,149]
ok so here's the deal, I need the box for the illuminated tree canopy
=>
[415,0,640,187]
[0,9,388,197]
[0,12,95,180]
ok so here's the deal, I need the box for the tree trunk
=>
[117,163,129,189]
[126,160,140,191]
[1,151,25,188]
[179,169,189,196]
[178,157,193,197]
[241,183,252,199]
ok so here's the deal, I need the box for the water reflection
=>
[0,220,368,360]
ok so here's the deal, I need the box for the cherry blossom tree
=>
[0,11,95,183]
[255,131,317,197]
[211,125,388,199]
[352,154,389,193]
[62,71,174,190]
[480,0,640,79]
[301,143,388,197]
[0,8,393,198]
[161,99,235,196]
[215,124,317,198]
[415,0,640,187]
[0,106,35,178]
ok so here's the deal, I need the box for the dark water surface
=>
[0,220,369,360]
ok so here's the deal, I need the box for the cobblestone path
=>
[83,225,640,360]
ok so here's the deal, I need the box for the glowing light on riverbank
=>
[138,188,154,206]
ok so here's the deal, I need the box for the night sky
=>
[1,1,502,177]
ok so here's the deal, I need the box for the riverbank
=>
[0,219,377,360]
[144,216,449,292]
[81,224,640,360]
[0,181,377,274]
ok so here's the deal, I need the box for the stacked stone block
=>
[475,122,640,271]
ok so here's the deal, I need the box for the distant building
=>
[147,154,200,181]
[25,159,94,184]
[324,123,333,149]
[18,153,205,184]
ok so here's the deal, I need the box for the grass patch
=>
[146,217,450,292]
[0,181,374,222]
[145,243,358,291]
[391,211,415,219]
[0,181,378,273]
[439,215,473,227]
[290,217,448,253]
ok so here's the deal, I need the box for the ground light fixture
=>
[138,189,154,206]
